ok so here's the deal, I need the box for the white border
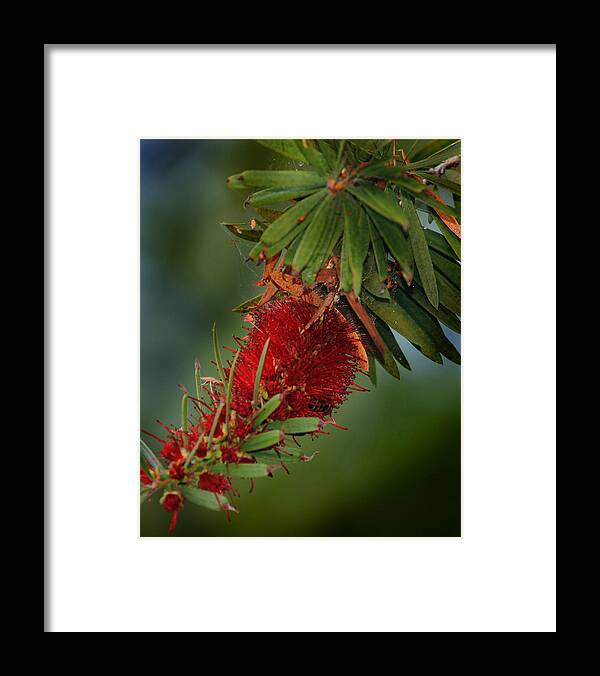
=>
[47,46,556,632]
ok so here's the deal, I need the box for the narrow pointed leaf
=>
[267,417,321,435]
[251,394,283,429]
[227,170,324,190]
[373,340,400,379]
[414,190,459,219]
[416,171,461,196]
[248,186,322,207]
[401,190,438,308]
[241,430,284,452]
[140,439,164,471]
[221,222,262,242]
[368,222,388,281]
[232,294,263,313]
[211,463,275,479]
[181,485,227,512]
[400,141,461,172]
[212,324,226,385]
[430,270,460,316]
[429,211,461,259]
[430,250,461,289]
[393,290,460,364]
[424,228,459,260]
[340,195,370,294]
[253,207,283,223]
[374,317,411,370]
[400,283,460,334]
[295,140,330,175]
[368,209,413,277]
[317,140,337,172]
[410,139,460,163]
[252,448,316,464]
[292,194,334,272]
[260,189,327,247]
[253,338,271,408]
[362,291,442,363]
[367,353,378,386]
[347,182,409,227]
[302,198,344,284]
[257,139,307,162]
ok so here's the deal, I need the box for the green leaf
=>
[212,323,226,385]
[181,485,227,511]
[362,290,442,363]
[211,463,275,479]
[363,265,391,299]
[374,317,411,370]
[424,228,459,260]
[367,209,413,278]
[430,250,461,289]
[247,186,322,207]
[414,263,460,314]
[251,394,283,428]
[372,337,400,379]
[413,190,459,220]
[401,190,438,308]
[368,222,389,281]
[252,448,316,464]
[292,194,334,272]
[221,222,261,242]
[253,207,283,223]
[317,140,338,172]
[227,170,324,190]
[225,349,240,435]
[140,439,164,471]
[400,141,461,172]
[267,417,321,435]
[347,182,409,227]
[367,353,377,386]
[399,283,460,334]
[241,430,284,452]
[253,338,271,409]
[301,197,344,284]
[340,196,370,294]
[260,189,327,249]
[429,270,460,316]
[232,294,263,313]
[294,140,330,175]
[429,211,461,259]
[392,289,460,364]
[409,139,460,163]
[416,171,461,196]
[257,139,307,162]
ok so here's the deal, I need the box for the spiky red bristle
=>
[231,298,362,420]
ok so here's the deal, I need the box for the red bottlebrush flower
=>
[198,471,232,496]
[140,468,153,486]
[231,298,362,420]
[160,491,184,535]
[220,445,242,464]
[168,459,186,481]
[161,438,183,462]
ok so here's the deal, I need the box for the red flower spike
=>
[198,471,232,496]
[140,468,153,486]
[168,459,186,481]
[161,439,183,462]
[160,491,184,535]
[232,298,362,420]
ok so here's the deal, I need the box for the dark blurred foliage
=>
[141,140,461,537]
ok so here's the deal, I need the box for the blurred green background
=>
[140,140,461,537]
